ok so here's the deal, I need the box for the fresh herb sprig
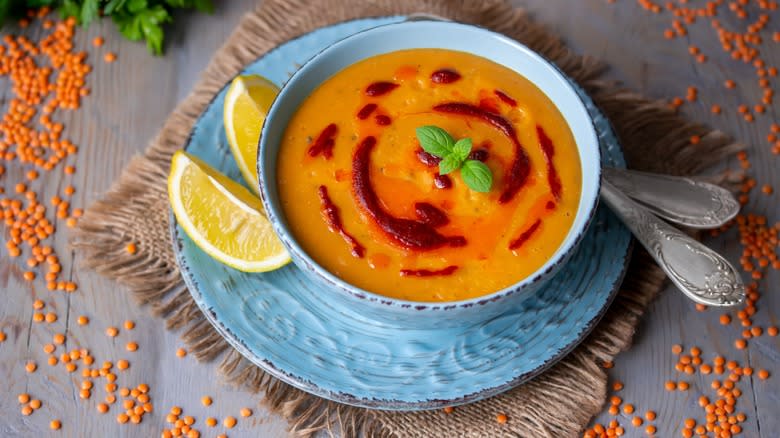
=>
[0,0,214,55]
[416,125,493,193]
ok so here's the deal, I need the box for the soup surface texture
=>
[277,49,582,302]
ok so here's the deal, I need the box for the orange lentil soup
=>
[277,49,582,302]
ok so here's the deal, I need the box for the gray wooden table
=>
[0,1,777,437]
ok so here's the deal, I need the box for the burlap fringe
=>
[70,0,744,437]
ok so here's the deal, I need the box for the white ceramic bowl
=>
[257,20,601,328]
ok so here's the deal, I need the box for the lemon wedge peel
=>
[168,151,291,273]
[223,75,279,195]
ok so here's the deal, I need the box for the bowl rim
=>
[257,19,602,310]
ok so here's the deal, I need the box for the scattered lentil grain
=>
[223,416,237,428]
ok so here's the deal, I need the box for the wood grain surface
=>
[0,1,777,437]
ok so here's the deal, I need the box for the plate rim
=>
[170,15,634,410]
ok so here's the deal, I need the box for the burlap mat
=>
[71,0,744,436]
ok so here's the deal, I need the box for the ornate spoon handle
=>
[603,167,739,229]
[601,179,745,306]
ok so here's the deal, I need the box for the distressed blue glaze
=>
[172,17,631,410]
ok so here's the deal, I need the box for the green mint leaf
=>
[452,138,472,162]
[416,125,454,158]
[461,160,493,193]
[438,155,461,175]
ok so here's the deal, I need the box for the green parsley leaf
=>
[112,11,143,40]
[80,0,100,27]
[452,137,472,162]
[460,160,493,193]
[126,0,148,14]
[165,0,213,12]
[0,0,12,27]
[193,0,214,13]
[438,155,461,175]
[416,125,454,158]
[59,0,81,19]
[165,0,189,7]
[113,4,171,54]
[140,13,166,54]
[27,0,58,7]
[104,0,129,15]
[3,0,211,56]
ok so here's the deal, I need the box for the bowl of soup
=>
[257,20,600,328]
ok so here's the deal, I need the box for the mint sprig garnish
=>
[460,160,493,193]
[416,125,454,157]
[415,126,493,193]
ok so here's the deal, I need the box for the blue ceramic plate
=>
[172,16,632,410]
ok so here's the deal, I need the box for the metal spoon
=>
[603,167,740,229]
[600,179,745,306]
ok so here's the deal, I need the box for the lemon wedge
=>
[168,150,290,272]
[223,74,279,194]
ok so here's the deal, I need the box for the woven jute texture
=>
[71,0,743,436]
